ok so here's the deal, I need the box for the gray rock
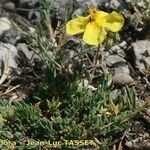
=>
[111,45,121,52]
[132,40,150,71]
[114,65,130,75]
[17,43,41,60]
[28,10,41,22]
[145,57,150,67]
[109,0,126,10]
[0,42,18,77]
[3,2,16,11]
[0,17,11,36]
[60,49,76,63]
[50,0,69,15]
[119,41,127,48]
[76,0,97,7]
[17,43,34,60]
[106,54,126,67]
[113,73,134,86]
[17,0,39,8]
[0,29,21,44]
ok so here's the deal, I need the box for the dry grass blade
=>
[3,85,20,95]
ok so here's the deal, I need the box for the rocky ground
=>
[0,0,150,150]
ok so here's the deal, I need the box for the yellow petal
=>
[83,22,107,45]
[66,16,90,35]
[95,11,109,26]
[104,11,124,32]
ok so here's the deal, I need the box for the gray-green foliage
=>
[0,79,146,149]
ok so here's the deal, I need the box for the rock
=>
[60,49,76,63]
[3,2,16,11]
[28,10,41,22]
[17,0,39,8]
[0,17,11,36]
[111,45,121,52]
[113,73,134,86]
[52,0,73,17]
[62,39,79,49]
[109,0,121,8]
[76,0,97,7]
[106,54,126,67]
[145,57,150,67]
[109,0,126,10]
[0,43,18,81]
[114,64,130,75]
[16,0,40,18]
[0,29,21,44]
[17,43,41,60]
[119,41,127,48]
[132,40,150,71]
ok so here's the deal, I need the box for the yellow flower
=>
[66,8,124,45]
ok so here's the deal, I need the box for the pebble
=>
[0,42,18,77]
[28,10,41,22]
[114,65,130,75]
[132,40,150,71]
[3,2,16,11]
[17,43,41,60]
[106,54,126,67]
[145,57,150,67]
[17,0,39,8]
[0,29,21,44]
[113,73,134,86]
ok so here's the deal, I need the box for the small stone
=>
[17,43,41,60]
[60,49,76,63]
[28,10,41,22]
[0,17,11,36]
[119,41,127,48]
[111,45,121,51]
[132,40,150,59]
[114,65,130,75]
[132,40,150,70]
[17,0,39,8]
[48,0,69,15]
[113,73,134,86]
[76,0,97,7]
[17,43,34,60]
[0,29,21,44]
[106,54,126,67]
[3,2,16,11]
[145,57,150,66]
[110,0,121,9]
[0,42,18,77]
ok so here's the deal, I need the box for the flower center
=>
[89,8,97,20]
[89,8,107,26]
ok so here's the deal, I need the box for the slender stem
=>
[94,44,100,66]
[92,44,101,74]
